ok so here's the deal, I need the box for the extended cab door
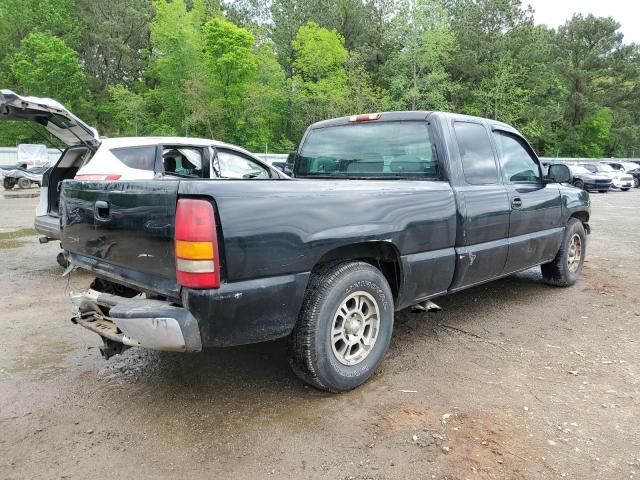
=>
[449,120,511,290]
[492,129,563,273]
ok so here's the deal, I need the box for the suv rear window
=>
[111,146,156,170]
[296,121,438,179]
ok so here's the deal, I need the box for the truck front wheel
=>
[289,261,394,392]
[541,218,586,287]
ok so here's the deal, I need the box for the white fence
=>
[0,146,636,167]
[0,147,289,166]
[540,157,639,163]
[0,147,61,165]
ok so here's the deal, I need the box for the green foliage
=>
[204,17,257,88]
[75,0,154,91]
[289,22,349,139]
[383,0,457,111]
[6,32,88,107]
[101,86,146,137]
[0,0,638,155]
[145,0,207,136]
[0,0,80,58]
[292,21,347,81]
[578,108,613,157]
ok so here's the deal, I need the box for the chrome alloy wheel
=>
[331,291,381,366]
[567,233,582,273]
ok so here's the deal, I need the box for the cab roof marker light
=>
[349,113,382,122]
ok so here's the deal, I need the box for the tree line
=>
[0,0,638,157]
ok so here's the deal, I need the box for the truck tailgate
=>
[60,180,180,298]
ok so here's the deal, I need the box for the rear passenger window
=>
[454,122,498,184]
[162,147,205,178]
[110,146,156,170]
[493,131,541,183]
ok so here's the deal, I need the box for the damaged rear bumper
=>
[70,290,202,356]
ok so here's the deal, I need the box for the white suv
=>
[0,90,287,257]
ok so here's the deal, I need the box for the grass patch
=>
[0,228,37,240]
[0,239,27,249]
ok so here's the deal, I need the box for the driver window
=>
[493,131,541,183]
[214,150,270,179]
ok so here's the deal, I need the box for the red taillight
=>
[74,174,122,181]
[349,113,381,122]
[175,198,220,289]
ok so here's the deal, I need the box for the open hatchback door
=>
[0,89,100,147]
[0,90,100,249]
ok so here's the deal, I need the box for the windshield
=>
[620,162,638,171]
[596,164,614,172]
[296,121,438,179]
[570,165,590,174]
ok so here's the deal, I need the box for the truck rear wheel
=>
[289,261,394,392]
[17,177,31,189]
[541,218,586,287]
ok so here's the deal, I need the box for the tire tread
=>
[288,261,385,392]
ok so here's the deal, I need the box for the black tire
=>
[634,177,639,188]
[598,190,608,193]
[56,252,70,268]
[541,218,586,287]
[90,277,140,298]
[572,179,584,190]
[289,261,394,393]
[3,177,15,190]
[621,188,630,192]
[17,177,31,189]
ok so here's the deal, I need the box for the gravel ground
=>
[0,188,639,480]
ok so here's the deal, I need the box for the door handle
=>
[94,200,110,220]
[511,197,523,209]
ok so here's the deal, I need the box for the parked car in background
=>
[0,90,286,264]
[0,143,51,189]
[16,143,50,168]
[631,171,640,189]
[567,164,612,192]
[61,111,589,392]
[0,165,46,189]
[601,161,640,188]
[579,162,633,191]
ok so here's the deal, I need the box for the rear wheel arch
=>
[569,211,590,233]
[312,241,402,303]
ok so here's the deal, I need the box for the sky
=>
[526,0,639,44]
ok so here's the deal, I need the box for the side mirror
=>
[272,162,293,176]
[547,164,571,184]
[286,152,297,166]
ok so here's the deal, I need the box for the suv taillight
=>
[74,174,122,181]
[175,198,220,289]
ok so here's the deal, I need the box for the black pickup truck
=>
[61,111,590,392]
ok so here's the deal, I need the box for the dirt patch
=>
[368,403,551,479]
[581,281,621,297]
